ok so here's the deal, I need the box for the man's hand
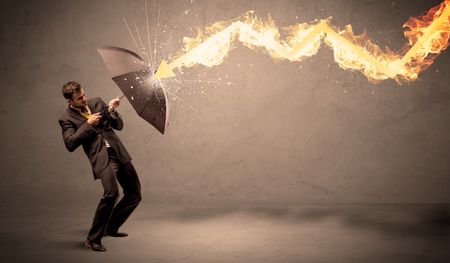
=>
[108,98,120,112]
[87,112,102,126]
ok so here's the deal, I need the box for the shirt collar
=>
[70,104,91,114]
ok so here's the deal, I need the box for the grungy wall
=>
[0,0,449,205]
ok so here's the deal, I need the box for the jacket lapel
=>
[88,99,100,114]
[67,106,87,122]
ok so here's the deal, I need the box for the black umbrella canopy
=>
[97,46,169,134]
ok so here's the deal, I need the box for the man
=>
[58,81,141,252]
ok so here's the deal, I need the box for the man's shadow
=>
[52,229,87,251]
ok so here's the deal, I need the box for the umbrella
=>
[97,46,168,134]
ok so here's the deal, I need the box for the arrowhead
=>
[152,60,176,80]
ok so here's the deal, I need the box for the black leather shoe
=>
[85,239,107,252]
[104,231,128,237]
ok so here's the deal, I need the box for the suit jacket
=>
[59,97,132,179]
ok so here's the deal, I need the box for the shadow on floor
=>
[52,240,86,251]
[143,203,450,239]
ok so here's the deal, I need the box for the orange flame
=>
[401,0,450,79]
[153,1,450,84]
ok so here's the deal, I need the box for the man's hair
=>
[62,81,82,100]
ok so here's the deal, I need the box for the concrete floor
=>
[0,203,449,263]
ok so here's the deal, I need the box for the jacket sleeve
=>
[100,98,124,131]
[58,118,98,152]
[109,110,124,131]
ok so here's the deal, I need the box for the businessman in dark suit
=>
[58,81,141,252]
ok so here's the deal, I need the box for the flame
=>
[401,0,450,79]
[153,1,450,84]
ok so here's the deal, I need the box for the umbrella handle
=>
[118,94,126,100]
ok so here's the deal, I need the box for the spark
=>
[145,0,154,66]
[134,21,150,66]
[153,5,162,62]
[122,18,142,58]
[164,86,199,112]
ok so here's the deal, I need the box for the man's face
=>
[67,89,88,109]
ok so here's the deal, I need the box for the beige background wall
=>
[1,0,449,205]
